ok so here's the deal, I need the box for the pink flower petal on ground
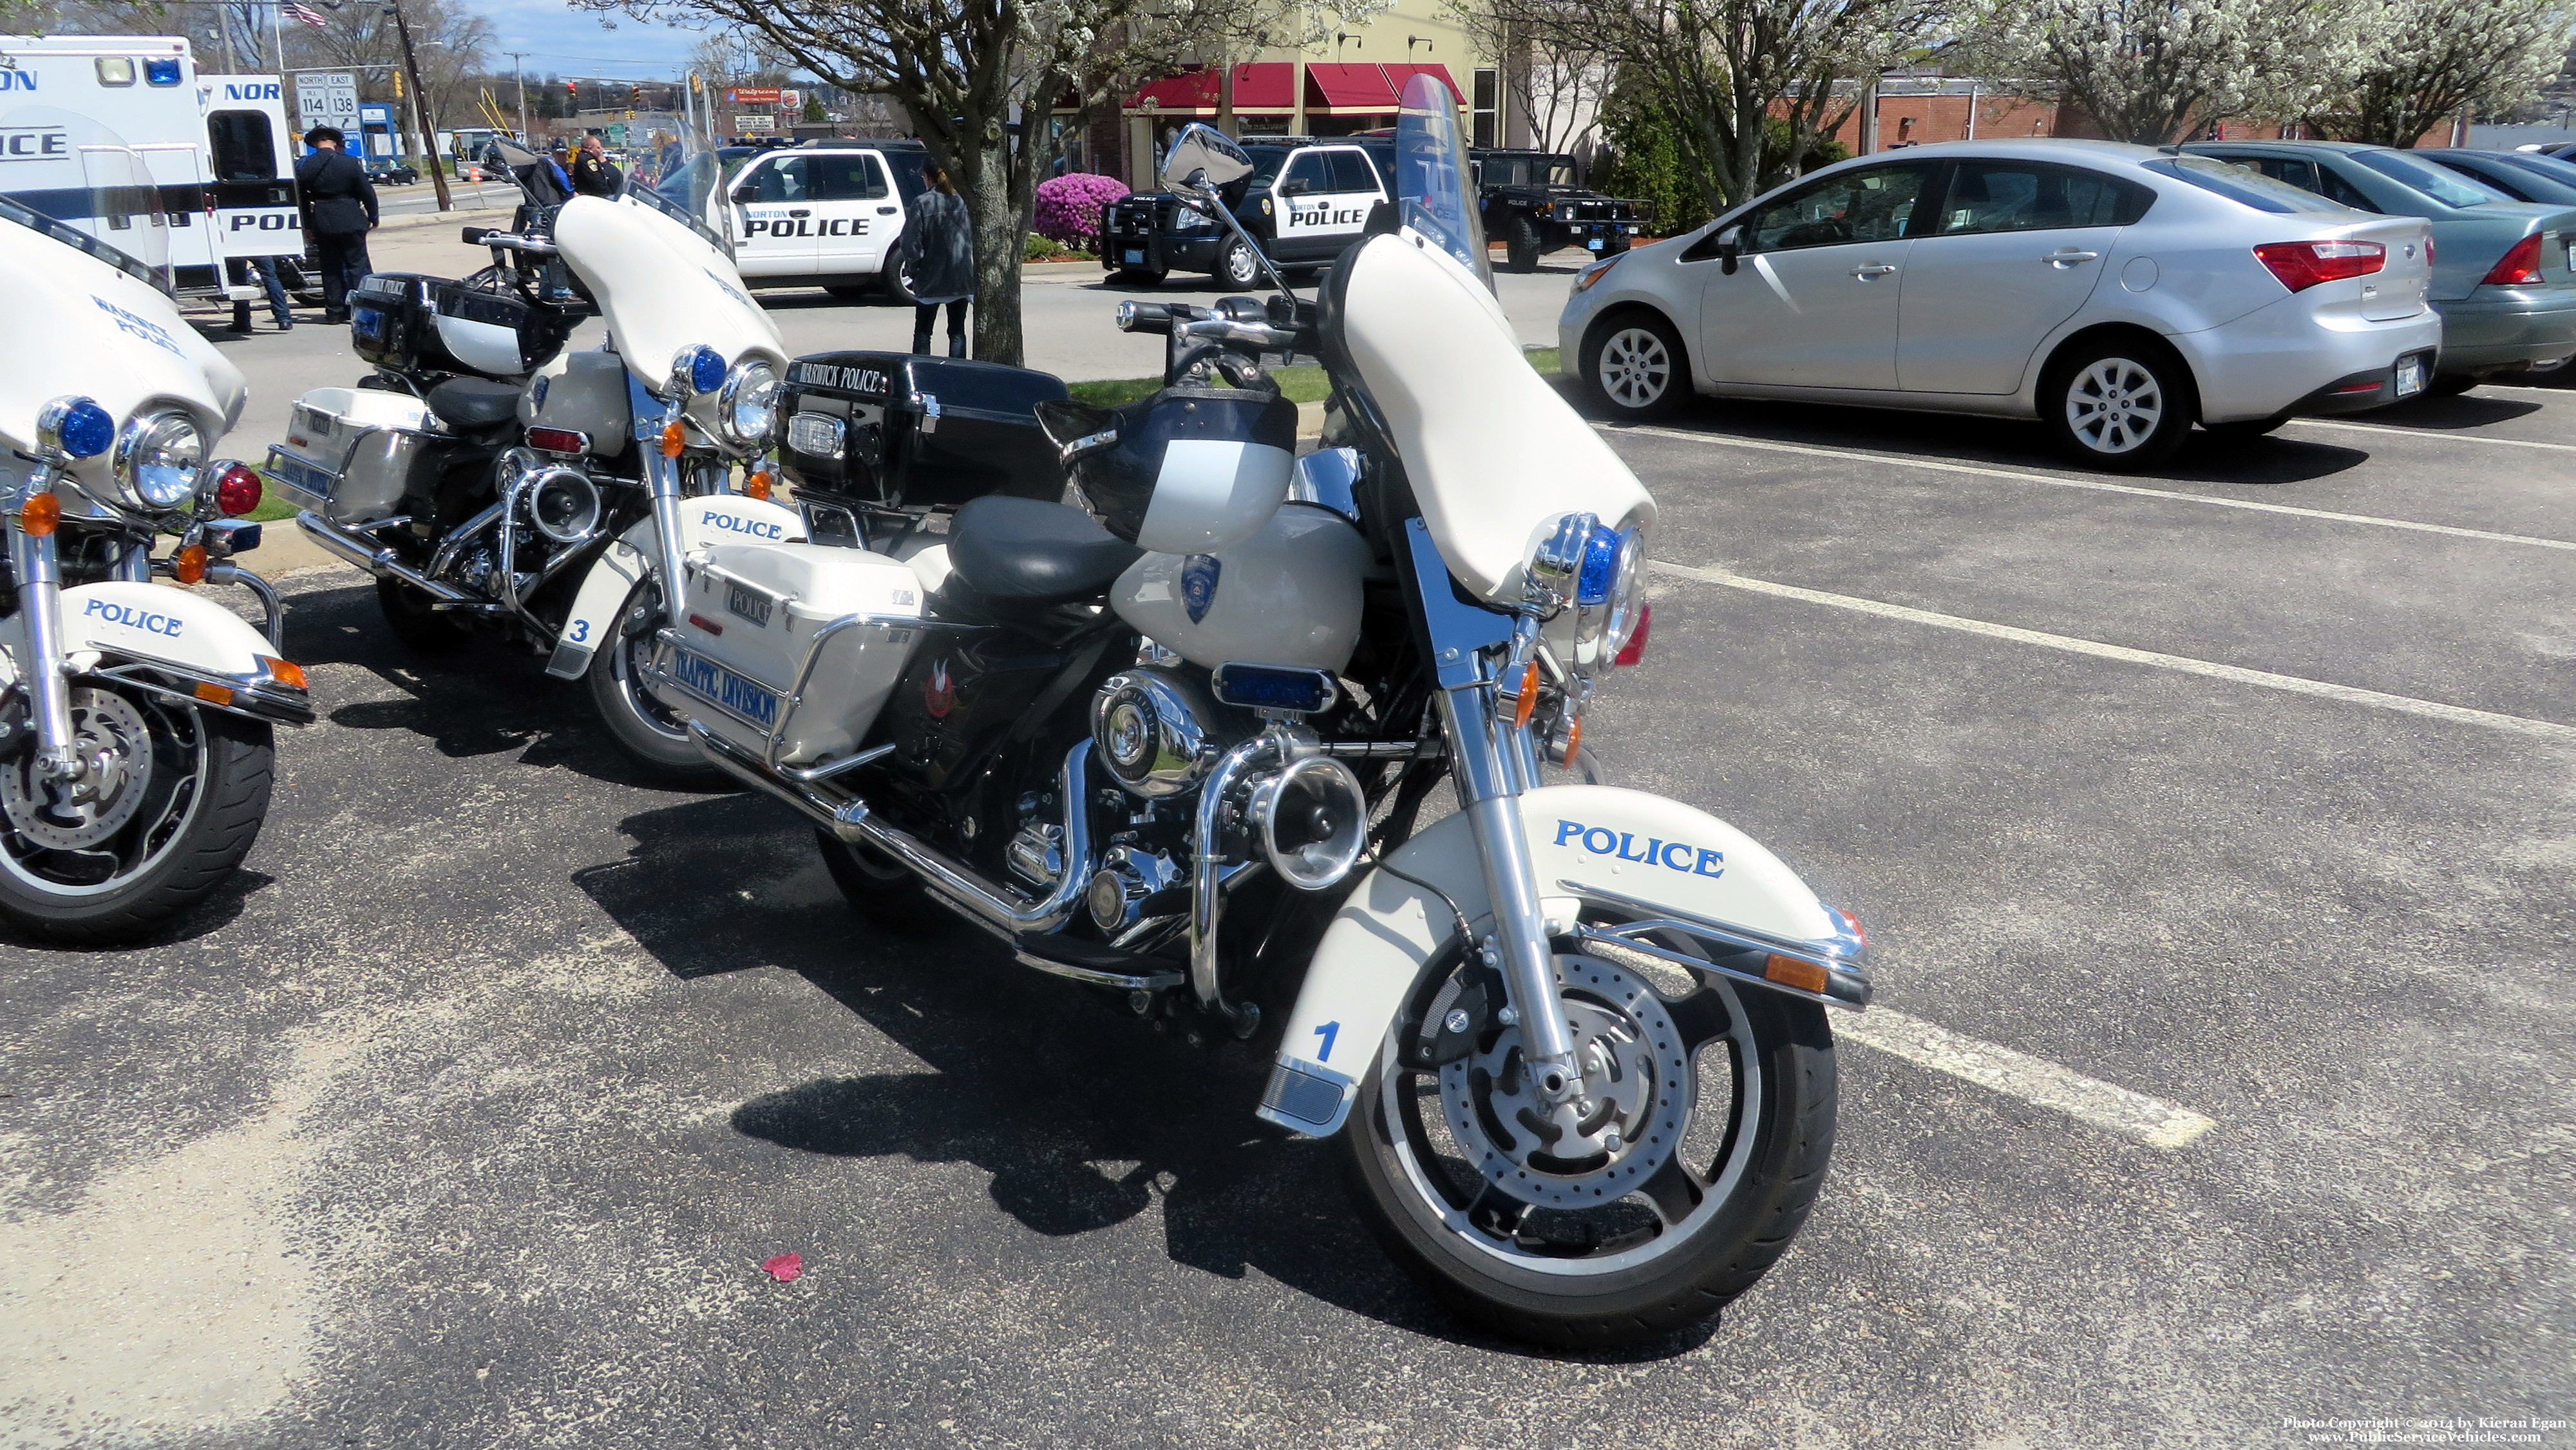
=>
[761,1252,803,1283]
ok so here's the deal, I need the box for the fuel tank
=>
[1110,502,1371,673]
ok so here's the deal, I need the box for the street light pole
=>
[385,0,452,211]
[507,49,529,141]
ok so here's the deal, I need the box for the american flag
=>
[281,1,330,27]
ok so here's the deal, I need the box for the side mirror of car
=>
[730,185,757,204]
[1716,225,1743,275]
[1278,178,1311,198]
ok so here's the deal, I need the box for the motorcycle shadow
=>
[576,788,1717,1362]
[0,869,277,951]
[281,581,732,792]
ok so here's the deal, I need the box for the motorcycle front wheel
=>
[585,576,728,788]
[1341,926,1838,1348]
[0,687,275,945]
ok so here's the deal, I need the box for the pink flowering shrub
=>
[1034,171,1130,248]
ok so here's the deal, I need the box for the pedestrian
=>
[571,135,623,198]
[902,162,974,358]
[294,125,377,323]
[227,254,294,332]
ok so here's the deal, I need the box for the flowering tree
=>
[1034,173,1130,249]
[2309,0,2575,146]
[1967,0,2374,144]
[1455,0,1946,216]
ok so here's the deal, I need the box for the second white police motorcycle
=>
[644,83,1873,1346]
[273,129,804,781]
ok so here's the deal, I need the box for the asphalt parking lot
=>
[4,318,2572,1445]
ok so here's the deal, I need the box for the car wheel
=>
[1580,312,1689,422]
[2042,340,2193,472]
[878,255,918,307]
[1506,215,1542,272]
[1216,236,1263,289]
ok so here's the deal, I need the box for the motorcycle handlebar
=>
[1116,300,1176,336]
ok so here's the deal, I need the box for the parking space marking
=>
[1837,1007,2218,1149]
[1615,425,2576,552]
[1654,560,2576,745]
[2286,419,2576,453]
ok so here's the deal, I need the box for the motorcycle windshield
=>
[0,106,172,291]
[630,84,734,258]
[1330,74,1651,604]
[1390,74,1490,291]
[0,112,243,479]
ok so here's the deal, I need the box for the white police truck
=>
[677,138,932,302]
[0,34,305,320]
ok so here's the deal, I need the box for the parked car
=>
[366,162,419,186]
[2413,148,2576,205]
[1473,149,1653,271]
[667,137,931,302]
[1102,135,1391,288]
[1558,140,2439,470]
[2184,140,2576,390]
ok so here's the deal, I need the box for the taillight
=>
[2251,240,2386,292]
[1613,603,1651,667]
[526,426,589,453]
[2482,232,2545,286]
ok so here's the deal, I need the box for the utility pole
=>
[506,50,529,140]
[386,0,452,211]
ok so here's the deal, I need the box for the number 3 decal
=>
[568,618,591,644]
[1312,1020,1340,1062]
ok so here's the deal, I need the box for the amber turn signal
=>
[1511,658,1540,729]
[173,544,209,584]
[744,470,773,501]
[193,681,236,706]
[17,491,59,537]
[259,656,308,691]
[660,419,686,458]
[1762,953,1830,995]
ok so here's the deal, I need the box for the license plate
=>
[2394,354,2426,398]
[265,449,335,501]
[724,582,773,628]
[667,645,781,730]
[1124,249,1144,265]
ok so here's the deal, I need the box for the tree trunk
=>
[963,134,1027,367]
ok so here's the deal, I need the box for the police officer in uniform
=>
[295,126,379,322]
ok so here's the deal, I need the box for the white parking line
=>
[1613,425,2576,552]
[1837,1008,2217,1149]
[2287,419,2576,453]
[1653,560,2576,745]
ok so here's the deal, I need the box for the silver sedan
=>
[1558,140,2442,471]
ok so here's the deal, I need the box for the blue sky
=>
[457,0,708,81]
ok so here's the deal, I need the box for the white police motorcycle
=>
[274,126,804,783]
[0,115,310,942]
[642,82,1871,1346]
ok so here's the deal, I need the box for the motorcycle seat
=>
[428,376,524,430]
[945,495,1141,606]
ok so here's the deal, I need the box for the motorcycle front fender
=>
[543,493,805,679]
[1260,783,1845,1138]
[12,581,314,725]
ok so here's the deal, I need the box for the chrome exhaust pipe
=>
[295,511,481,606]
[687,725,1095,941]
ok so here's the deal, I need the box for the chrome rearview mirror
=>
[1160,124,1254,195]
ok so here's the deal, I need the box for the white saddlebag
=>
[652,542,925,768]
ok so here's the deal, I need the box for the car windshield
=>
[2350,149,2511,208]
[1244,148,1291,188]
[2145,156,2354,215]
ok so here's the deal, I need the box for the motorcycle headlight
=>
[717,358,781,449]
[113,410,206,511]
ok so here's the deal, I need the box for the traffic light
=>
[392,69,402,99]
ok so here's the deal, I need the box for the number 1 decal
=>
[1312,1021,1340,1062]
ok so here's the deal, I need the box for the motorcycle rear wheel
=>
[1341,928,1838,1348]
[0,689,274,945]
